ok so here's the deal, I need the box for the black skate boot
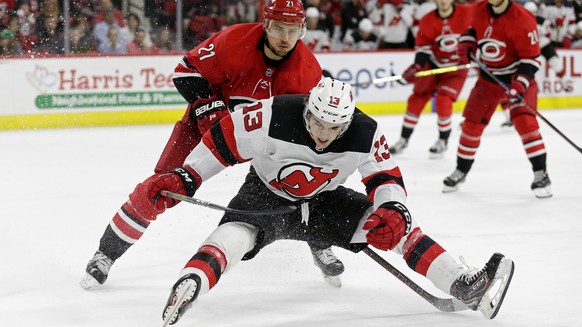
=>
[162,274,202,326]
[80,250,114,289]
[429,139,448,159]
[442,169,467,193]
[531,169,552,198]
[311,246,345,287]
[450,253,515,319]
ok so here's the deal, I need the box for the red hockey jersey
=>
[415,4,473,67]
[470,1,540,77]
[175,23,322,110]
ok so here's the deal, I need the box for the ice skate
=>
[531,169,552,198]
[442,169,467,193]
[390,138,408,155]
[428,139,448,159]
[450,253,514,319]
[311,246,344,287]
[80,250,114,289]
[162,274,201,326]
[500,119,513,128]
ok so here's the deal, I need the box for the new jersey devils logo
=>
[269,163,339,198]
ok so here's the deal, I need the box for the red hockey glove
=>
[363,202,412,251]
[508,74,530,103]
[192,96,229,134]
[398,63,422,85]
[457,29,477,65]
[129,167,199,220]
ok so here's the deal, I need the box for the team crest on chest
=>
[269,163,339,198]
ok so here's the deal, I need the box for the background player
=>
[390,0,473,158]
[443,0,552,198]
[81,0,346,290]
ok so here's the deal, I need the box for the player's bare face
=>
[307,115,344,149]
[436,0,453,11]
[265,21,301,58]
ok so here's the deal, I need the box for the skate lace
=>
[91,252,113,273]
[314,248,338,265]
[449,169,466,182]
[458,256,485,284]
[533,170,547,182]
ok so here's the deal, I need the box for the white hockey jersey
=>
[184,94,407,208]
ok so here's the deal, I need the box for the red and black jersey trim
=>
[364,171,406,196]
[208,122,243,166]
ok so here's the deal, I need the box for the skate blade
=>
[478,258,515,319]
[162,280,198,327]
[429,151,445,160]
[442,184,459,193]
[322,274,342,288]
[80,273,100,290]
[532,186,552,199]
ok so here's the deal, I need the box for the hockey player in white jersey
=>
[137,78,514,325]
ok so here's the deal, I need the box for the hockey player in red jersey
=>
[80,0,346,290]
[443,0,552,198]
[142,78,515,325]
[390,0,473,158]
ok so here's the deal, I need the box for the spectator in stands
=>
[94,8,125,49]
[93,0,124,27]
[342,17,379,51]
[15,1,38,52]
[69,20,95,53]
[0,28,22,56]
[34,15,63,53]
[97,25,125,53]
[341,0,368,41]
[410,0,436,38]
[153,27,175,53]
[72,0,102,23]
[545,0,577,47]
[305,0,334,36]
[126,27,159,54]
[370,0,415,49]
[5,11,25,53]
[572,21,582,47]
[122,12,151,46]
[303,6,331,52]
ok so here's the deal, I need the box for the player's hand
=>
[398,63,422,85]
[129,168,199,220]
[508,75,529,103]
[363,202,411,251]
[192,96,229,134]
[457,29,477,65]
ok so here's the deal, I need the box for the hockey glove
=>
[508,74,529,103]
[363,202,412,251]
[398,63,422,85]
[457,28,477,66]
[192,96,229,134]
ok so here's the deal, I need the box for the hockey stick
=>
[471,56,582,154]
[362,247,469,312]
[161,190,297,216]
[352,63,476,87]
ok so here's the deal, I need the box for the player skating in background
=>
[390,0,473,158]
[499,0,566,128]
[443,0,552,198]
[142,78,514,325]
[81,0,347,290]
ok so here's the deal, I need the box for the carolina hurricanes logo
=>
[478,38,507,62]
[436,34,459,53]
[269,163,339,198]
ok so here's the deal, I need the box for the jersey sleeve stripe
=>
[203,116,247,166]
[362,169,406,198]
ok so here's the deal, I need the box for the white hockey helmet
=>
[523,1,538,14]
[305,77,355,135]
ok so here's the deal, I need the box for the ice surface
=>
[1,109,581,327]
